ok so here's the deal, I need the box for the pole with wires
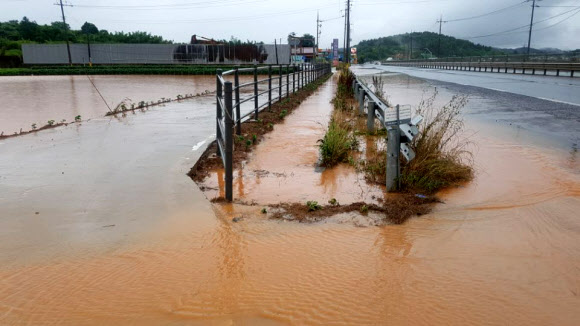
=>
[437,15,447,57]
[346,0,351,64]
[58,0,72,65]
[527,0,539,56]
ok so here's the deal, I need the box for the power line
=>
[71,0,266,10]
[446,1,526,22]
[100,4,340,24]
[464,6,580,39]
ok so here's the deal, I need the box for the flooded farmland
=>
[0,75,216,135]
[1,72,579,325]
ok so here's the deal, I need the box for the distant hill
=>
[355,32,505,63]
[496,47,565,54]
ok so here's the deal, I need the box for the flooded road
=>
[200,77,388,206]
[1,72,579,325]
[369,64,580,106]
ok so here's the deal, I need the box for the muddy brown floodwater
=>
[1,71,579,325]
[0,75,216,135]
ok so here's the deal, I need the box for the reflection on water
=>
[1,71,579,325]
[0,75,217,134]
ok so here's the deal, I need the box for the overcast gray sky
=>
[2,0,580,50]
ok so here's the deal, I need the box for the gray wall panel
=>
[23,43,292,65]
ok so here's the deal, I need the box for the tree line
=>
[356,32,504,63]
[0,17,171,58]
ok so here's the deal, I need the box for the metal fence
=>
[216,63,332,201]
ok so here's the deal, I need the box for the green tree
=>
[81,22,98,35]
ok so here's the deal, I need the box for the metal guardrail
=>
[351,73,422,192]
[382,54,580,77]
[216,63,332,201]
[388,53,580,63]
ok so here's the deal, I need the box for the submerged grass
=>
[328,68,473,194]
[319,65,358,166]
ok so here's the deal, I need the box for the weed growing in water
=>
[360,205,369,214]
[399,90,473,192]
[306,201,322,212]
[261,208,267,214]
[319,120,356,166]
[328,198,339,206]
[279,109,288,119]
[75,115,81,122]
[47,120,55,126]
[31,123,37,130]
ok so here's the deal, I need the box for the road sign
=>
[332,39,339,59]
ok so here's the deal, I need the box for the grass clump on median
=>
[319,65,358,166]
[319,118,356,166]
[399,90,473,193]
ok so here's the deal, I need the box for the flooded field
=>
[1,71,579,325]
[0,75,216,135]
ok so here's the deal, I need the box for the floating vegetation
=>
[105,90,213,116]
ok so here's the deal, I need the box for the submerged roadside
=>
[190,70,440,225]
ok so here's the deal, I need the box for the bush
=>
[400,90,473,193]
[319,119,355,166]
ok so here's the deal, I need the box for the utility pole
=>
[409,32,413,60]
[343,8,347,62]
[437,15,447,58]
[346,0,351,64]
[527,0,539,56]
[58,0,72,65]
[316,11,321,61]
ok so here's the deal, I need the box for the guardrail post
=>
[224,81,234,201]
[278,65,283,101]
[253,65,258,119]
[286,64,290,98]
[358,87,365,116]
[386,125,400,192]
[292,64,296,94]
[216,69,223,157]
[234,67,241,135]
[268,65,272,110]
[367,101,376,133]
